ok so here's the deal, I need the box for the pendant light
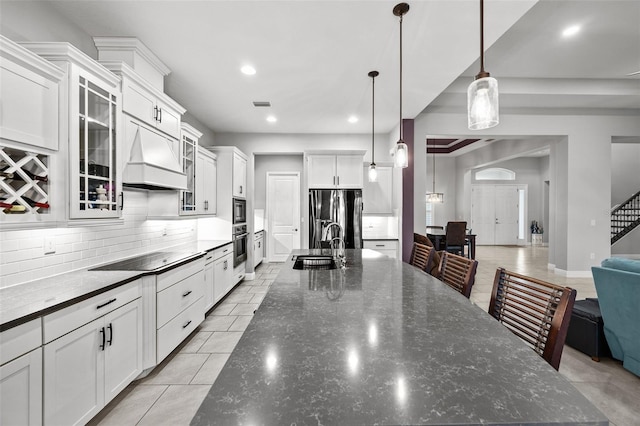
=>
[467,0,499,130]
[393,3,409,168]
[426,141,444,203]
[368,70,379,182]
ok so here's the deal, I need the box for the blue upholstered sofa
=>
[591,257,640,377]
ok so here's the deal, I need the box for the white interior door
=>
[471,184,521,245]
[471,186,496,245]
[494,185,519,245]
[267,172,300,262]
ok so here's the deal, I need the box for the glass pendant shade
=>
[394,142,408,168]
[426,192,444,203]
[368,163,378,182]
[467,76,499,130]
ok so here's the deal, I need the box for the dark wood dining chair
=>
[489,268,577,370]
[409,242,434,273]
[445,221,467,257]
[438,251,478,298]
[413,233,441,276]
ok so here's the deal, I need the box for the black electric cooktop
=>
[90,251,200,271]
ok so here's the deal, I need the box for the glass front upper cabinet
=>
[180,133,197,214]
[72,72,121,219]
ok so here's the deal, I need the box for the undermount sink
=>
[292,255,338,270]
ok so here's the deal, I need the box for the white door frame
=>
[471,183,528,246]
[266,172,301,262]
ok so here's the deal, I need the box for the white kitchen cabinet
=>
[363,165,393,214]
[0,349,43,426]
[232,152,247,198]
[203,252,215,312]
[214,252,234,304]
[0,318,43,426]
[363,240,399,259]
[0,35,63,151]
[254,231,264,268]
[307,153,364,188]
[43,280,142,426]
[196,149,217,215]
[115,64,184,140]
[155,259,205,363]
[21,42,124,221]
[180,124,198,215]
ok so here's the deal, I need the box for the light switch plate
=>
[44,236,56,254]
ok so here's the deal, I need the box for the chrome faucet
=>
[322,222,343,242]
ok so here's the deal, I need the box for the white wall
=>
[254,155,304,211]
[413,111,640,275]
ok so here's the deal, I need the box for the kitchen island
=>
[191,249,607,425]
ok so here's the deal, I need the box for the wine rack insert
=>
[0,145,50,215]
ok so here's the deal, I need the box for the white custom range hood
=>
[123,125,187,191]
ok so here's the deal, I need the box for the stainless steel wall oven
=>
[233,198,247,224]
[233,223,248,267]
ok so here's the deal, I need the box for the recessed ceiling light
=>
[241,65,256,75]
[348,116,358,123]
[562,25,580,38]
[266,115,277,123]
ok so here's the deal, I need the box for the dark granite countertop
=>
[191,249,608,426]
[0,239,232,330]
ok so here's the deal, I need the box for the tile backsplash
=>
[0,190,198,289]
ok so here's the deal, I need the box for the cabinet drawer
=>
[157,297,204,362]
[211,244,232,261]
[0,318,42,366]
[44,280,141,344]
[156,258,204,292]
[254,231,264,242]
[363,240,398,250]
[157,269,204,328]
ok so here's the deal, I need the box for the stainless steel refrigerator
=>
[309,189,362,249]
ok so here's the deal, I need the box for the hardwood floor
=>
[91,247,640,426]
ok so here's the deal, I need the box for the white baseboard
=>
[547,263,555,270]
[245,272,256,280]
[553,268,592,278]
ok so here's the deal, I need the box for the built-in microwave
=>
[233,198,246,224]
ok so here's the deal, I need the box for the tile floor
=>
[91,247,640,426]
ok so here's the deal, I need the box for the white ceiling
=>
[34,0,640,137]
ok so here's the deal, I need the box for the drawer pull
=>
[375,244,385,247]
[107,323,113,346]
[183,320,192,329]
[99,327,105,351]
[97,298,117,309]
[182,290,192,298]
[223,249,229,253]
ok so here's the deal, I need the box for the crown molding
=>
[1,35,65,81]
[181,122,203,139]
[93,37,171,77]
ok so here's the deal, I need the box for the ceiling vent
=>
[253,101,271,107]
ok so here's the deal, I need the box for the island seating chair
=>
[445,221,467,257]
[413,233,441,276]
[409,242,434,273]
[489,268,577,370]
[437,251,478,298]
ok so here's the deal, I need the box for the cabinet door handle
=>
[153,106,159,121]
[97,298,117,309]
[224,260,228,270]
[182,290,192,298]
[158,108,162,123]
[99,327,106,351]
[183,320,192,329]
[239,185,243,194]
[333,176,336,185]
[119,192,124,210]
[258,242,261,248]
[107,323,113,346]
[337,176,340,186]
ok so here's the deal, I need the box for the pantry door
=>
[266,172,300,262]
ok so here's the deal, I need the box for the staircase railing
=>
[611,190,640,244]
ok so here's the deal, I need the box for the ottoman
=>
[566,298,611,361]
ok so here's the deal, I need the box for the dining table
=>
[191,249,607,425]
[427,228,477,259]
